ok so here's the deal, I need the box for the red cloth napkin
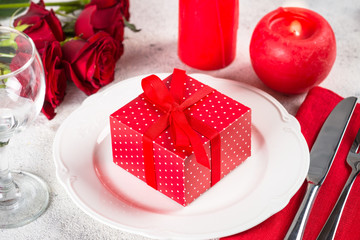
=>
[222,87,360,240]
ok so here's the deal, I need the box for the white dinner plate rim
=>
[53,73,309,239]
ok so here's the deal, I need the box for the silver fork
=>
[317,127,360,240]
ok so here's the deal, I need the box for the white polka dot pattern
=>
[110,74,251,206]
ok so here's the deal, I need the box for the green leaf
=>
[123,17,141,33]
[79,0,91,6]
[57,5,81,14]
[0,0,28,20]
[14,23,31,32]
[60,35,81,46]
[0,63,10,89]
[0,140,9,146]
[62,20,76,38]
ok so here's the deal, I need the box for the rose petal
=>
[44,9,65,41]
[75,5,97,39]
[88,0,119,9]
[41,41,67,120]
[63,60,97,95]
[24,21,58,50]
[62,39,87,63]
[90,7,117,29]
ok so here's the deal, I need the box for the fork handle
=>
[317,170,359,240]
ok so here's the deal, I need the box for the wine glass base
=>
[0,170,50,229]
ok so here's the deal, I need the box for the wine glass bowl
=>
[0,28,44,137]
[0,26,48,228]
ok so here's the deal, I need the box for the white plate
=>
[53,73,309,240]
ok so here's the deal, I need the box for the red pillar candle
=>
[250,7,336,94]
[178,0,239,70]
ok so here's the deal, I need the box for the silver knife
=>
[284,96,358,240]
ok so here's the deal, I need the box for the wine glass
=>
[0,26,48,228]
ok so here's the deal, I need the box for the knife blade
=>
[284,96,358,240]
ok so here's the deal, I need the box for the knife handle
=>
[284,183,320,240]
[317,170,358,240]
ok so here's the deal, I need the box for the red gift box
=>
[110,69,251,206]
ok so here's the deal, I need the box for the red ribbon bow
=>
[141,69,221,189]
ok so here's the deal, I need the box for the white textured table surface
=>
[1,0,360,239]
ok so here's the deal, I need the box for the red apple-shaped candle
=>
[250,7,336,94]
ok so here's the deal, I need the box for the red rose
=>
[13,0,64,54]
[41,41,67,120]
[62,32,118,95]
[88,0,130,20]
[74,0,129,58]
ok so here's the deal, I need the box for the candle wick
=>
[290,20,302,37]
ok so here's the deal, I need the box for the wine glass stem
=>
[0,142,20,208]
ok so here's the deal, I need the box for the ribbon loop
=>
[142,74,176,112]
